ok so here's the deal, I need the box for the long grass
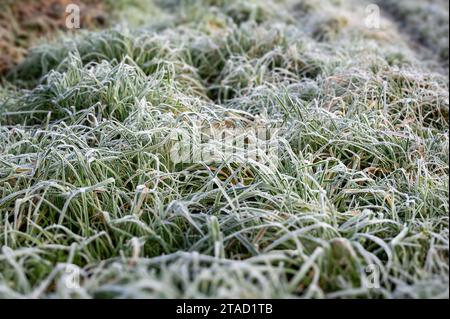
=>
[0,0,448,298]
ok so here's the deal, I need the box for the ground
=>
[0,0,448,298]
[0,0,109,76]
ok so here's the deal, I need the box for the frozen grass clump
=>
[7,56,152,123]
[0,0,448,299]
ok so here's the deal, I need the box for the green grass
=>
[0,0,448,298]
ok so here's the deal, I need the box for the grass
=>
[0,0,448,298]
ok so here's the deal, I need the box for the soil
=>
[0,0,109,76]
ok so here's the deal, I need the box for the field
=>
[0,0,448,298]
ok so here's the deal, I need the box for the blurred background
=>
[0,0,111,75]
[1,0,448,77]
